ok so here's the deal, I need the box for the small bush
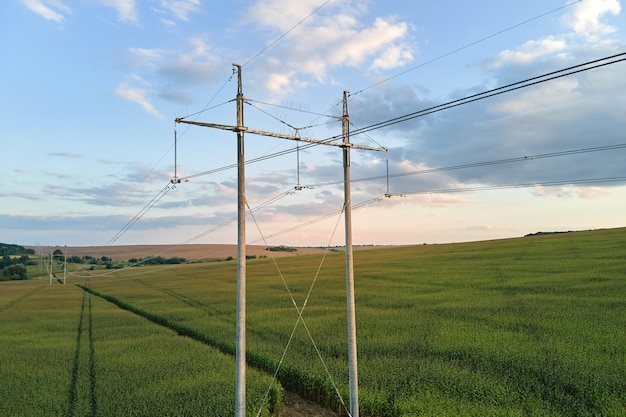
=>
[2,263,27,280]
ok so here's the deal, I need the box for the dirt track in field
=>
[282,392,339,417]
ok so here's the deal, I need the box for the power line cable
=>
[104,181,175,246]
[248,199,350,417]
[347,53,626,138]
[247,99,341,120]
[176,54,624,183]
[307,143,626,188]
[77,2,331,250]
[247,100,336,132]
[96,54,623,251]
[393,176,626,197]
[242,0,333,68]
[249,195,384,243]
[351,0,584,96]
[252,175,626,243]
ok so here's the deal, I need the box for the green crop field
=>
[1,228,625,416]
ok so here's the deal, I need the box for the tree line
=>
[0,243,35,281]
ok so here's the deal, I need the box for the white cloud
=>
[325,17,412,69]
[127,47,167,68]
[113,81,164,118]
[531,185,612,199]
[246,0,330,31]
[371,43,414,71]
[490,78,579,115]
[21,0,71,23]
[563,0,621,40]
[47,152,85,158]
[21,0,138,24]
[489,0,621,69]
[95,0,138,24]
[115,38,223,108]
[154,0,201,22]
[491,37,568,68]
[265,71,298,95]
[246,1,414,94]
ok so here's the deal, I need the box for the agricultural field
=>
[1,227,625,416]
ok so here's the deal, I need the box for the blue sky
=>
[1,0,625,248]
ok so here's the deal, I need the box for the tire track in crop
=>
[66,290,86,417]
[77,284,237,356]
[0,285,45,313]
[78,284,344,416]
[67,286,97,417]
[88,293,98,416]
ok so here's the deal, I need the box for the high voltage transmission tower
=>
[175,64,385,417]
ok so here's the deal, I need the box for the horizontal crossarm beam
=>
[175,118,386,152]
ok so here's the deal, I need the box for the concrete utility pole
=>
[234,64,247,417]
[342,90,359,417]
[63,248,67,285]
[175,66,384,417]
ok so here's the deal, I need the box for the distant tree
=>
[165,257,186,264]
[0,243,34,256]
[2,264,27,280]
[69,256,83,264]
[266,245,297,252]
[53,249,64,261]
[101,256,111,262]
[0,255,10,269]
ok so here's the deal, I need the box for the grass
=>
[2,227,625,416]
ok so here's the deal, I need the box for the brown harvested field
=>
[30,244,327,262]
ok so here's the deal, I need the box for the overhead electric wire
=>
[351,0,584,96]
[70,188,300,279]
[250,195,384,243]
[307,143,626,188]
[181,0,331,120]
[98,53,623,252]
[104,181,175,246]
[176,53,624,183]
[247,100,336,132]
[180,98,235,121]
[83,1,334,251]
[180,190,293,244]
[178,141,323,181]
[252,175,626,243]
[242,0,333,68]
[346,53,626,139]
[393,176,626,197]
[247,98,342,120]
[248,199,350,417]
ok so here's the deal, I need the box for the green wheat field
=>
[1,228,625,416]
